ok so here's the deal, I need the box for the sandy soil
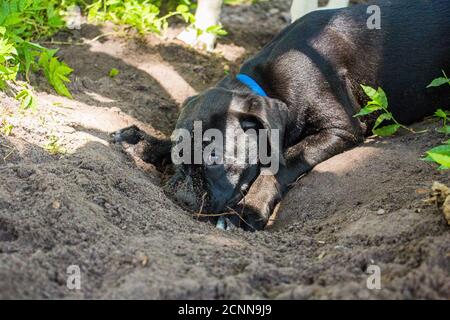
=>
[0,1,449,299]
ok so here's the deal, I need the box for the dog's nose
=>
[165,171,201,211]
[111,125,142,144]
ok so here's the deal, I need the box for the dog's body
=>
[115,0,450,231]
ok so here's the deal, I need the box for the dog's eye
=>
[207,151,221,165]
[240,118,258,131]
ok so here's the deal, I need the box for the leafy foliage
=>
[0,26,18,89]
[44,134,66,155]
[86,1,227,39]
[38,48,73,98]
[86,0,195,34]
[434,108,450,134]
[424,70,450,170]
[0,0,73,97]
[354,85,410,137]
[15,88,37,111]
[427,70,450,88]
[424,140,450,170]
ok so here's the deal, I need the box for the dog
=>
[114,0,450,231]
[177,0,350,51]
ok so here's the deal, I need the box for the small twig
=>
[41,32,121,47]
[196,192,208,217]
[193,212,234,218]
[40,40,84,46]
[3,147,15,162]
[411,128,429,134]
[288,173,306,188]
[86,32,120,43]
[226,206,256,231]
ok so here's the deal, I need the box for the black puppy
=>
[114,0,450,231]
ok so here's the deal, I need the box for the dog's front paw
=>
[112,126,172,167]
[111,125,143,144]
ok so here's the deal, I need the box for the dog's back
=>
[241,0,450,125]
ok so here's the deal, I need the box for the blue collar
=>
[236,73,268,97]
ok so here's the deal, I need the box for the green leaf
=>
[176,4,189,13]
[435,108,447,119]
[353,103,382,117]
[1,121,13,136]
[360,84,388,109]
[373,112,393,130]
[425,143,450,169]
[437,126,450,134]
[373,124,401,137]
[422,155,435,163]
[15,89,36,111]
[206,25,228,36]
[109,68,119,78]
[361,84,379,101]
[427,144,450,156]
[376,87,388,108]
[427,77,449,88]
[427,153,450,169]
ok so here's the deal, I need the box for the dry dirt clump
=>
[424,182,450,225]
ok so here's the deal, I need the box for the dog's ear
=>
[236,95,288,160]
[181,95,199,109]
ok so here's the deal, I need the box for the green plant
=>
[38,48,73,98]
[0,0,73,97]
[109,67,119,78]
[204,24,228,37]
[354,85,412,137]
[424,139,450,170]
[424,70,450,170]
[0,26,19,89]
[434,108,450,134]
[0,118,13,136]
[44,135,66,155]
[427,70,450,88]
[87,0,195,34]
[15,88,37,111]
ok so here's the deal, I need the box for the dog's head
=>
[166,86,288,214]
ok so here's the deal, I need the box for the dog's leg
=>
[177,0,223,52]
[236,127,360,231]
[112,125,172,167]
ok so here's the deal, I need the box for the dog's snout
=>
[164,168,206,211]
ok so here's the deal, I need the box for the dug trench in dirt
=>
[0,0,448,299]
